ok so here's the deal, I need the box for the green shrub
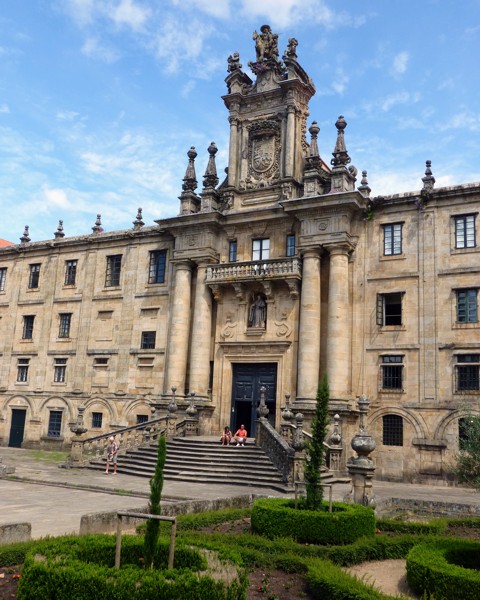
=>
[251,498,375,544]
[407,538,480,599]
[376,517,447,535]
[18,535,246,600]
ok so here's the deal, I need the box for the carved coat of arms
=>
[252,136,275,173]
[247,120,280,183]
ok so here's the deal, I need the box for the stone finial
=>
[133,208,144,229]
[331,115,351,167]
[422,160,435,193]
[20,225,31,244]
[357,170,371,198]
[182,147,198,192]
[54,220,65,239]
[308,121,320,159]
[91,214,103,234]
[203,142,219,190]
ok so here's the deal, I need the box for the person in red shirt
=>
[233,424,248,446]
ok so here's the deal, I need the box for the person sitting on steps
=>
[220,426,232,445]
[233,424,248,446]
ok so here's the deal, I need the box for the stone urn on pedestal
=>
[346,395,376,506]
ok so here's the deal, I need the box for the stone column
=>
[326,245,350,399]
[165,260,193,396]
[285,105,296,178]
[297,249,321,401]
[227,114,239,187]
[189,262,213,398]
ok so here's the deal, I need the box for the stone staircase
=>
[88,436,348,493]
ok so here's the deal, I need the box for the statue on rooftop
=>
[227,51,242,73]
[253,25,279,62]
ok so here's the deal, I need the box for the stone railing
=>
[205,257,302,284]
[255,417,295,485]
[67,411,199,467]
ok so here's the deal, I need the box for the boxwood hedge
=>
[406,538,480,600]
[251,498,376,544]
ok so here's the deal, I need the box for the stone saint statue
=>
[253,25,279,62]
[249,295,267,328]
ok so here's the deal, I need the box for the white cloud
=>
[240,0,335,29]
[392,51,409,76]
[438,111,480,132]
[81,37,119,63]
[42,186,71,209]
[63,0,96,27]
[0,103,10,114]
[172,0,230,19]
[380,91,420,112]
[109,0,151,32]
[331,68,349,95]
[56,110,80,121]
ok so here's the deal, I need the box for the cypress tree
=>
[144,435,166,568]
[305,373,330,510]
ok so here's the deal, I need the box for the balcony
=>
[206,257,301,283]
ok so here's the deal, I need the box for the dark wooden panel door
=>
[231,363,277,436]
[9,409,26,448]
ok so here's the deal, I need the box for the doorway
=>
[231,363,277,437]
[9,409,26,447]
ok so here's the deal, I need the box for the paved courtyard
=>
[1,447,480,539]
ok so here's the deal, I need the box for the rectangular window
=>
[456,355,480,391]
[456,289,478,323]
[455,215,476,249]
[0,267,6,291]
[381,355,403,390]
[53,358,67,383]
[22,315,35,340]
[47,410,62,437]
[286,235,296,257]
[64,260,77,285]
[137,414,149,424]
[58,313,72,338]
[148,250,167,284]
[141,331,156,349]
[383,223,403,256]
[382,414,404,446]
[92,412,103,428]
[105,254,122,287]
[17,358,29,382]
[229,240,238,263]
[252,238,270,261]
[94,357,109,367]
[376,292,403,326]
[28,264,41,289]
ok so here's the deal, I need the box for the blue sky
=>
[0,0,479,243]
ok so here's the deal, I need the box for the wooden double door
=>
[231,363,277,437]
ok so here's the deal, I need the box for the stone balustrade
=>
[205,257,302,284]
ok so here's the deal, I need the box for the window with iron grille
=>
[286,235,296,257]
[456,289,478,323]
[105,254,122,287]
[22,315,35,339]
[28,264,41,289]
[456,354,480,392]
[455,214,476,249]
[229,240,237,262]
[376,292,403,326]
[381,355,403,390]
[252,238,270,261]
[58,313,72,338]
[17,358,29,382]
[382,414,404,446]
[137,414,149,424]
[53,358,67,383]
[383,223,403,255]
[141,331,156,349]
[148,250,167,284]
[0,267,6,291]
[92,412,103,428]
[64,260,77,285]
[47,410,62,437]
[458,417,470,451]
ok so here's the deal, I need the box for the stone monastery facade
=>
[0,27,479,483]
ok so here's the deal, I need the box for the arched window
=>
[382,414,403,446]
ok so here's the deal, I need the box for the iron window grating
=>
[382,414,404,446]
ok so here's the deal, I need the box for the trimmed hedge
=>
[251,498,375,544]
[376,517,447,536]
[18,535,247,600]
[406,538,480,600]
